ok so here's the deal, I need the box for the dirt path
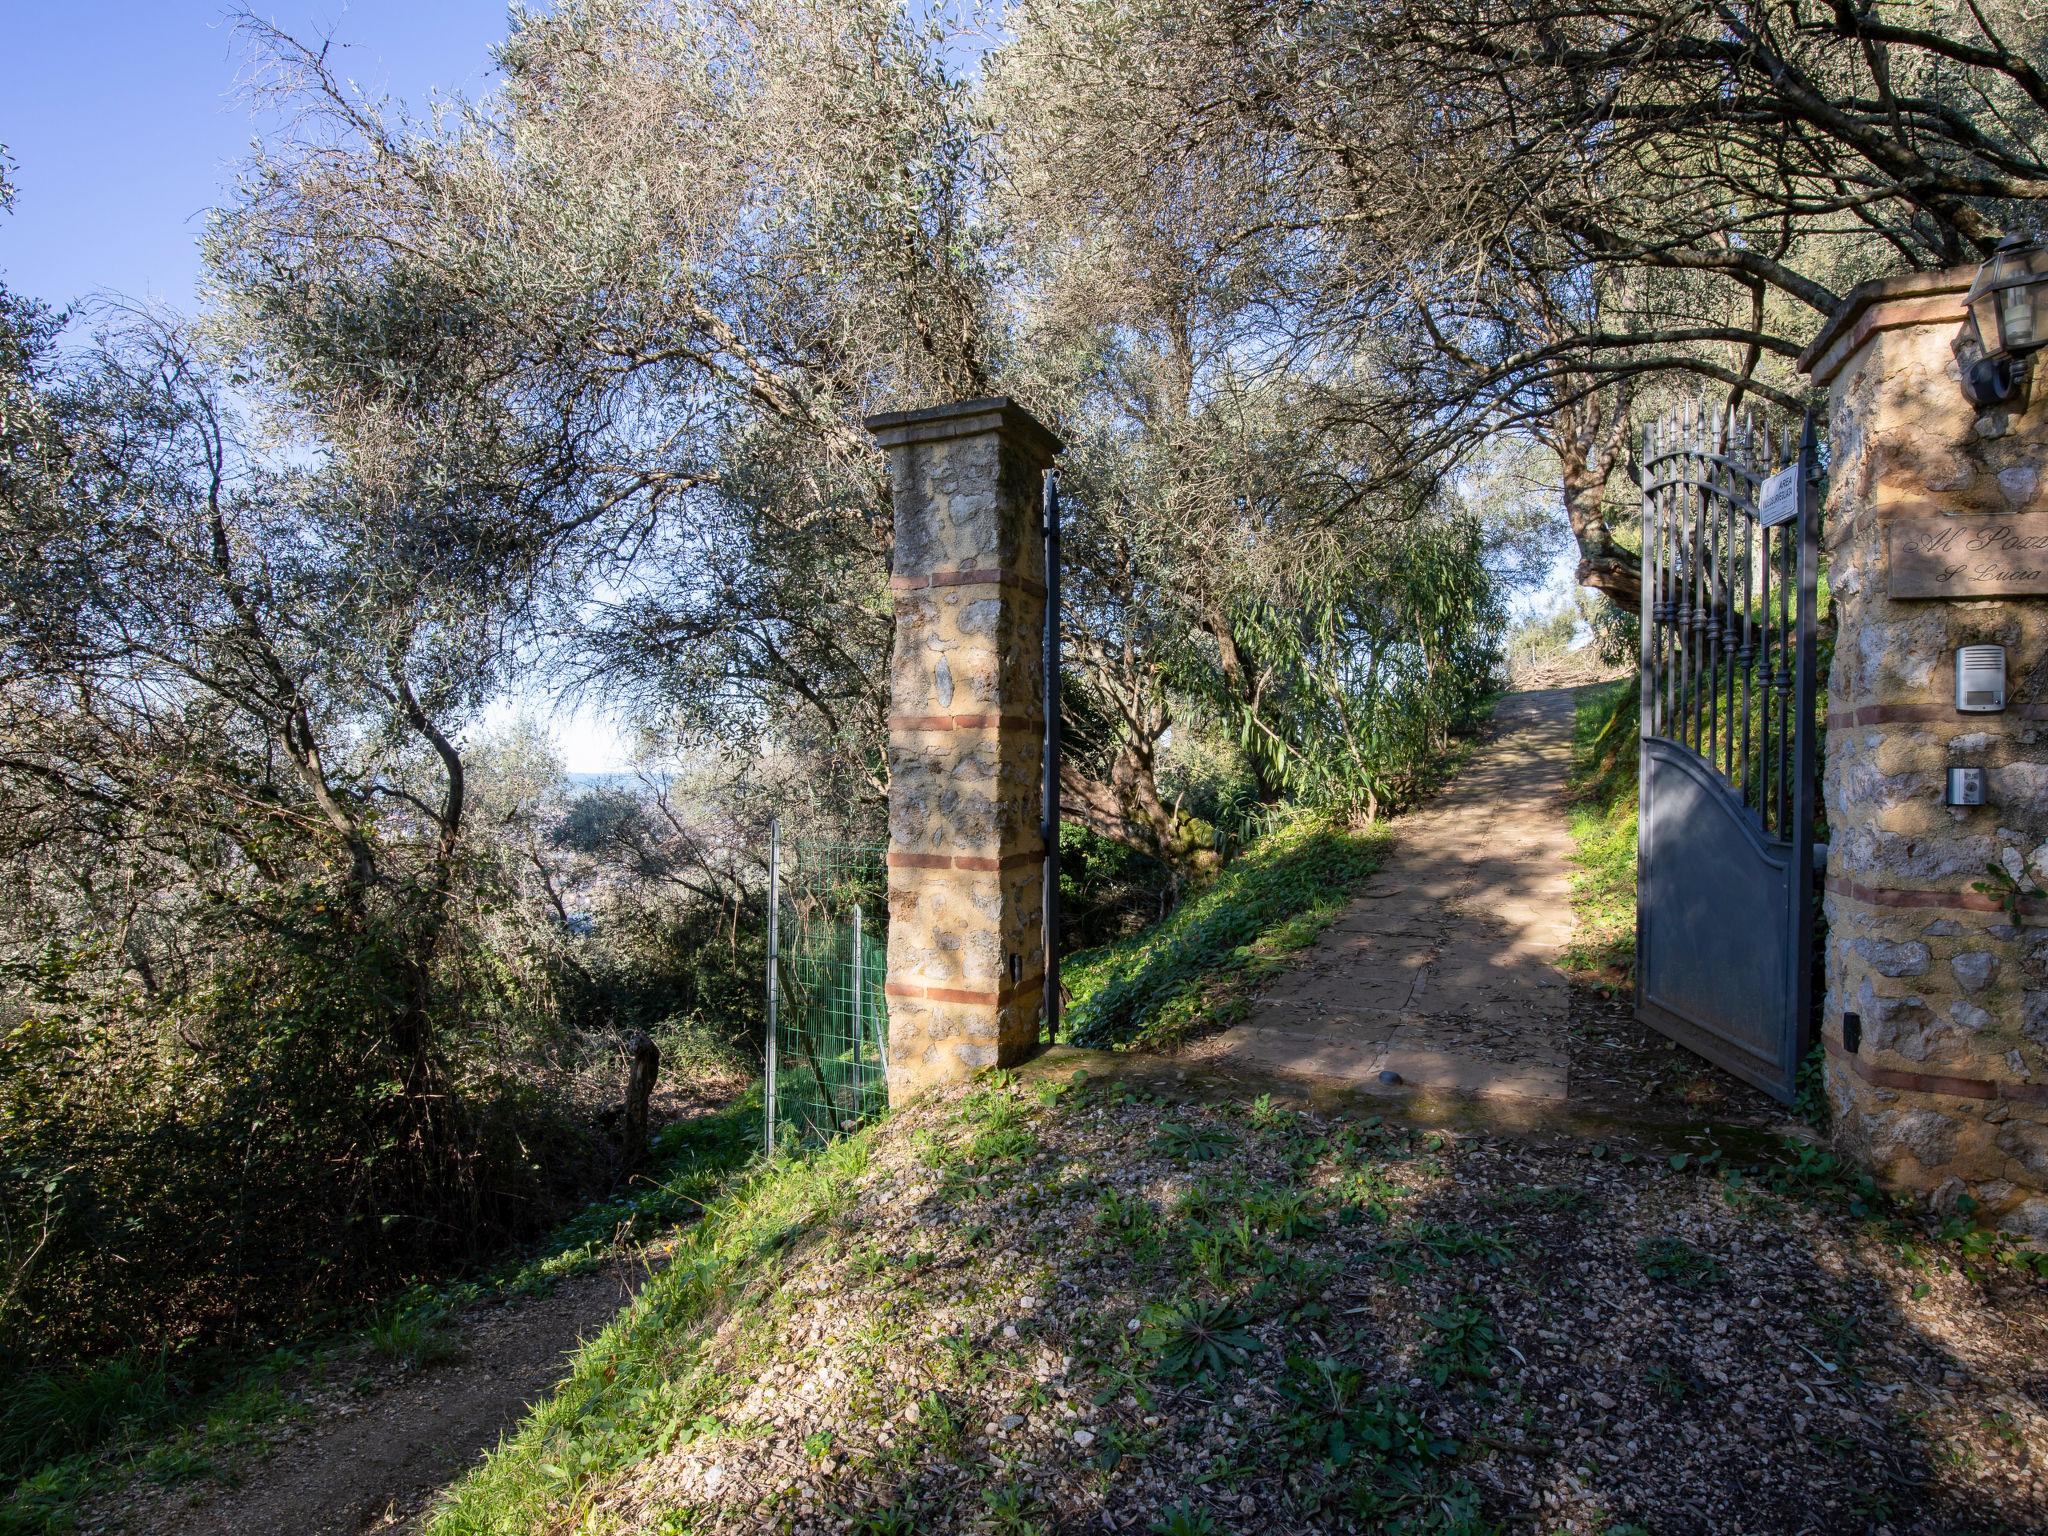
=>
[1195,686,1584,1100]
[113,1261,651,1536]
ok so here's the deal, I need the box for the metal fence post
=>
[851,902,865,1105]
[764,816,780,1156]
[1042,468,1062,1043]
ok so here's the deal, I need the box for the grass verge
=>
[0,1092,763,1536]
[1561,680,1639,988]
[422,1125,880,1534]
[1060,812,1392,1052]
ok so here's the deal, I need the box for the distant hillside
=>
[564,770,665,795]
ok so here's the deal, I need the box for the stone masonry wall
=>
[866,398,1059,1100]
[1802,270,2048,1241]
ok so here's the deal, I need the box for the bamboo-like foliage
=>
[1204,518,1504,824]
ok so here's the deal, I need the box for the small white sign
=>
[1757,465,1801,527]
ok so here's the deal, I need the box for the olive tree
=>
[1000,0,2048,610]
[990,10,1507,849]
[211,0,999,821]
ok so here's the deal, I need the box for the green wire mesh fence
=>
[765,822,889,1152]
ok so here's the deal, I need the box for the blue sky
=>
[2,2,644,770]
[2,3,511,314]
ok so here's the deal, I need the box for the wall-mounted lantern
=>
[1955,235,2048,407]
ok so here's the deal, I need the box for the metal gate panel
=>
[1637,405,1820,1103]
[1638,740,1803,1090]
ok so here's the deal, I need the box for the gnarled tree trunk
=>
[1554,388,1642,613]
[621,1029,660,1172]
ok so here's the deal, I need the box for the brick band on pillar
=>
[865,397,1061,1099]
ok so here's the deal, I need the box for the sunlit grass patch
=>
[1562,680,1639,985]
[1062,812,1391,1051]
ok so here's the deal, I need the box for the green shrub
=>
[1057,822,1178,952]
[549,893,765,1064]
[0,892,602,1374]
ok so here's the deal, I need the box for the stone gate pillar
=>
[1800,270,2048,1240]
[865,397,1060,1099]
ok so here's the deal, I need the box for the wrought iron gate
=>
[1637,405,1821,1103]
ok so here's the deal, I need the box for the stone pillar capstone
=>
[1799,270,2048,1239]
[866,397,1060,1099]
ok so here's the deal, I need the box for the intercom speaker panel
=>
[1954,645,2007,713]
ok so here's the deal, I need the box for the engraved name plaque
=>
[1886,513,2048,599]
